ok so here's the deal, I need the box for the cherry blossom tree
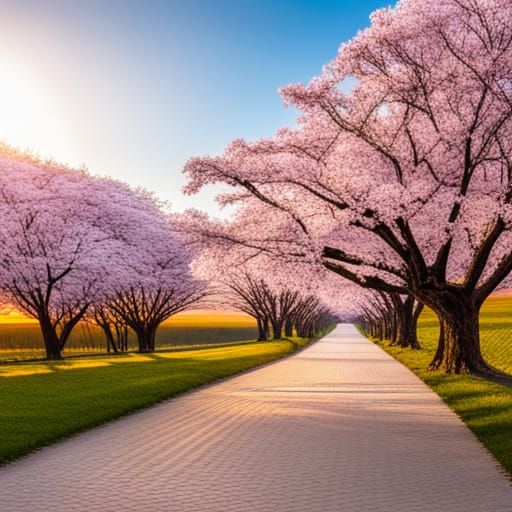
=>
[179,198,424,347]
[357,291,423,348]
[184,0,512,377]
[191,249,302,340]
[217,273,324,341]
[187,230,343,341]
[0,145,205,359]
[105,217,207,353]
[0,150,133,359]
[221,273,277,341]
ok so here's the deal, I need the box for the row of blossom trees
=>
[0,145,338,361]
[182,0,512,377]
[357,291,424,350]
[9,0,508,367]
[0,145,206,359]
[190,245,340,341]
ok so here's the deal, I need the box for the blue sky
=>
[0,0,389,216]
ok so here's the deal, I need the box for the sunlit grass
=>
[0,340,287,377]
[0,336,312,465]
[371,296,512,476]
[0,322,259,361]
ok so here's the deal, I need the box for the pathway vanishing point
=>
[1,324,511,511]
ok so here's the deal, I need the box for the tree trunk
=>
[297,317,308,338]
[39,315,62,360]
[389,294,420,349]
[391,309,399,344]
[426,292,492,375]
[263,318,270,340]
[429,316,445,370]
[100,324,118,353]
[399,295,421,349]
[305,321,316,338]
[58,305,89,351]
[114,323,128,352]
[376,319,382,339]
[382,314,391,340]
[442,308,483,373]
[121,325,129,351]
[136,324,158,353]
[149,325,157,351]
[257,317,267,341]
[284,317,294,337]
[272,321,283,340]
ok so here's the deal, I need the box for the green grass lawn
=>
[371,296,512,476]
[0,337,311,465]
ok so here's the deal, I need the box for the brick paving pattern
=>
[1,324,511,511]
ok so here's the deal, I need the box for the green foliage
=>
[373,297,512,476]
[0,337,309,465]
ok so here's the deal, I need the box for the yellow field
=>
[163,310,256,327]
[0,310,258,361]
[0,308,255,327]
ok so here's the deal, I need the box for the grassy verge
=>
[370,297,512,476]
[0,336,311,465]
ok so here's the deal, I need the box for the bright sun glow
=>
[0,56,73,162]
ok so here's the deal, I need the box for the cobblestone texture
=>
[1,324,511,511]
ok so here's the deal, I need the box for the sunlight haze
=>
[0,0,387,217]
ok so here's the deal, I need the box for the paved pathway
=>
[1,324,511,511]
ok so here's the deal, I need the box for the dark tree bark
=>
[93,308,120,353]
[391,294,421,349]
[284,317,294,337]
[418,289,501,376]
[113,325,128,351]
[257,316,270,341]
[263,317,270,340]
[36,305,89,360]
[271,320,283,340]
[39,314,63,360]
[136,324,158,353]
[225,274,300,342]
[360,292,423,350]
[113,321,129,352]
[108,285,205,354]
[256,317,264,340]
[429,316,446,370]
[102,324,118,353]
